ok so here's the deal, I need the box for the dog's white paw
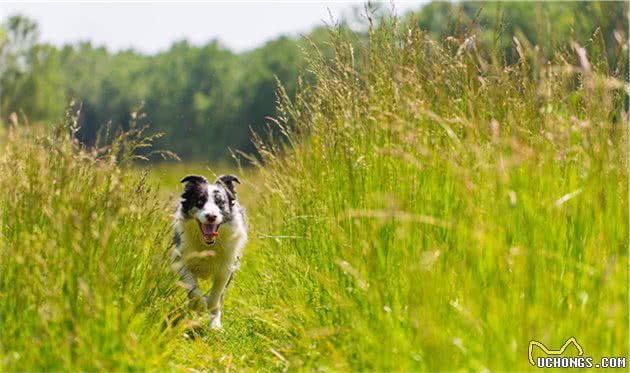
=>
[209,317,222,330]
[210,308,221,330]
[209,308,222,330]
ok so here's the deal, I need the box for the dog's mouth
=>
[197,221,220,245]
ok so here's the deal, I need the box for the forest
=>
[1,2,626,161]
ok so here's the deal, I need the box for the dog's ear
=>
[180,175,208,185]
[180,175,208,214]
[216,174,240,206]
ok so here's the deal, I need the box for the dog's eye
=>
[214,195,224,206]
[196,200,205,208]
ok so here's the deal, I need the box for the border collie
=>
[171,174,247,329]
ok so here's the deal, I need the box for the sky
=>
[0,1,426,54]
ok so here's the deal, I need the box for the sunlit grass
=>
[0,109,187,370]
[241,14,628,371]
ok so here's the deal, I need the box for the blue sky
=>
[1,1,426,54]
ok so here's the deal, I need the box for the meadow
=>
[0,14,628,372]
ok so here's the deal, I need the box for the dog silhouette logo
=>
[528,337,584,366]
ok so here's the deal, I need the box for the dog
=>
[171,174,247,329]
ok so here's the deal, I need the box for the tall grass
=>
[0,107,185,370]
[245,13,628,371]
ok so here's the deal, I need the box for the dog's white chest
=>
[177,218,246,279]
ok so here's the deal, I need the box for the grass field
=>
[0,16,628,372]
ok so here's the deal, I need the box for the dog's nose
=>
[205,213,217,222]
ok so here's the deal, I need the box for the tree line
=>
[0,1,626,161]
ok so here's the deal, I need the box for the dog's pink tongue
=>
[202,223,219,238]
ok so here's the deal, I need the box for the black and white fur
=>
[171,174,247,329]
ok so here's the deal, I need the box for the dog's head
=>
[180,174,241,245]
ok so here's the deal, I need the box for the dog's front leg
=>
[206,272,233,329]
[173,259,206,312]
